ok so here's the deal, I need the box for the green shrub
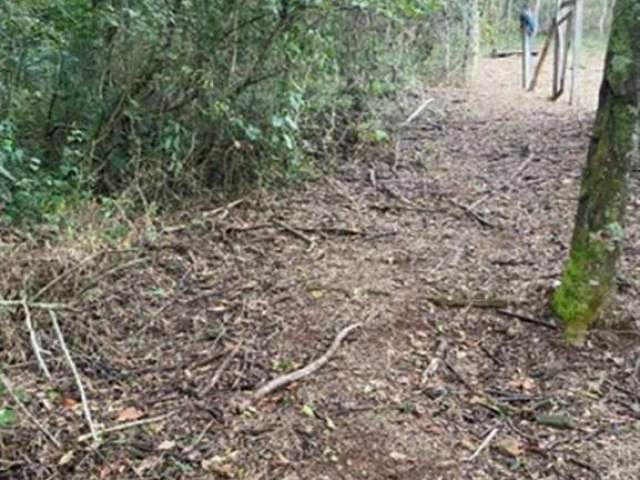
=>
[0,1,466,223]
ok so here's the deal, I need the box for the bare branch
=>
[253,323,362,400]
[22,297,52,381]
[0,371,61,449]
[49,310,98,443]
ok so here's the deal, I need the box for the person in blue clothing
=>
[520,3,537,36]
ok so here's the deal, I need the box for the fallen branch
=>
[272,219,315,247]
[223,223,271,234]
[369,203,435,214]
[426,296,518,309]
[78,413,174,442]
[469,153,536,211]
[0,300,77,311]
[200,342,242,396]
[400,98,434,127]
[381,184,425,210]
[567,457,601,479]
[182,419,217,454]
[506,154,536,184]
[0,371,61,449]
[496,309,557,330]
[270,221,369,239]
[446,198,496,228]
[464,427,498,461]
[364,230,399,242]
[163,199,247,233]
[76,257,149,298]
[304,226,365,236]
[23,297,52,381]
[33,251,107,300]
[203,198,246,218]
[253,323,362,400]
[50,310,98,443]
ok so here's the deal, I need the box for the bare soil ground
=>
[2,52,640,480]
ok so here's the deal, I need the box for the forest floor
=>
[3,51,640,480]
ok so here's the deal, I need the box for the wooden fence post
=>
[522,29,532,89]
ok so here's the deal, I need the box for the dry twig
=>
[49,310,98,443]
[253,323,362,400]
[22,297,52,381]
[272,219,315,248]
[0,371,61,449]
[76,257,149,298]
[78,413,174,442]
[200,342,242,396]
[497,309,557,330]
[0,300,76,311]
[464,428,498,462]
[33,251,107,300]
[426,295,516,309]
[446,197,496,228]
[470,153,535,210]
[400,98,435,126]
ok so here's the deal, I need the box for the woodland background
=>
[0,0,613,225]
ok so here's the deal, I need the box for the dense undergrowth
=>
[0,1,612,227]
[0,0,461,225]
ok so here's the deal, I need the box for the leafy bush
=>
[0,0,467,223]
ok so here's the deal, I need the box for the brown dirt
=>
[2,52,640,480]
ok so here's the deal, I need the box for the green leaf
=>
[283,115,298,131]
[373,130,389,143]
[271,115,285,129]
[301,404,315,418]
[0,408,17,426]
[535,414,574,430]
[283,133,295,150]
[325,416,336,430]
[0,164,15,181]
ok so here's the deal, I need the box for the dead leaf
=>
[389,451,410,462]
[157,440,176,451]
[136,456,162,474]
[202,456,225,470]
[301,404,315,418]
[535,414,574,430]
[58,450,74,466]
[309,289,324,299]
[496,436,524,457]
[209,305,229,313]
[325,416,336,430]
[202,457,236,477]
[521,377,535,390]
[116,407,143,422]
[508,376,535,391]
[61,397,78,410]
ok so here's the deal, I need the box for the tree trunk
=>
[442,2,451,81]
[463,0,481,85]
[501,0,511,20]
[551,0,640,345]
[599,0,615,35]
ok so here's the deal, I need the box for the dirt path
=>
[3,53,640,479]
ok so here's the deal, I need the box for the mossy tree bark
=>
[551,0,640,345]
